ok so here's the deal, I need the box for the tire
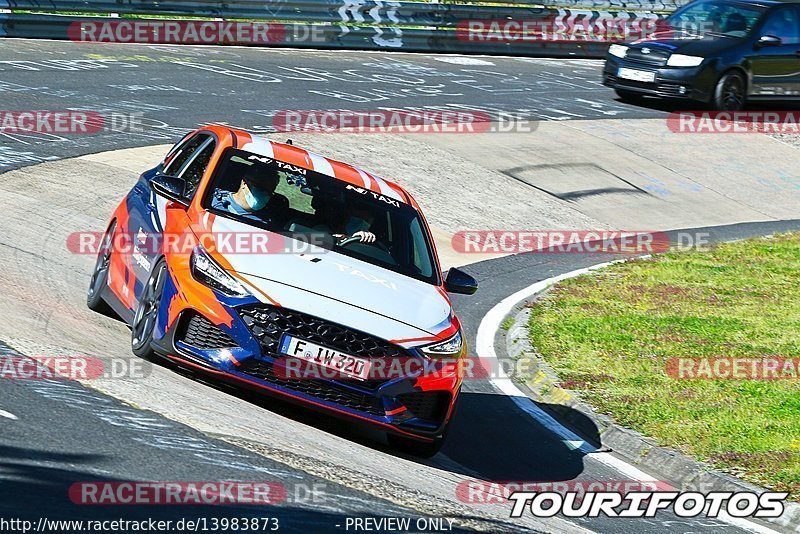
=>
[615,89,644,102]
[387,433,445,458]
[712,71,746,111]
[131,258,168,359]
[86,220,116,314]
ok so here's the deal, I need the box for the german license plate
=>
[618,68,656,83]
[279,335,371,381]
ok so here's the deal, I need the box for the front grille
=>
[237,304,413,360]
[237,359,385,416]
[397,391,450,423]
[178,312,237,350]
[622,48,669,67]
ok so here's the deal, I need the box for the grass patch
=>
[523,232,800,497]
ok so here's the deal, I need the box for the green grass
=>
[523,232,800,497]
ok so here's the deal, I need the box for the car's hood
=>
[196,214,452,343]
[631,31,737,56]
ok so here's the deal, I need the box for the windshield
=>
[665,0,767,37]
[203,148,439,285]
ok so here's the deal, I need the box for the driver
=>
[334,206,376,244]
[212,165,279,221]
[311,198,376,244]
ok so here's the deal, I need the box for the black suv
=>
[603,0,800,110]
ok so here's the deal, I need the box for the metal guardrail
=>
[0,0,685,57]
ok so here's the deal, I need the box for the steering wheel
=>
[337,236,390,253]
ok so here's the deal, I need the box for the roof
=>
[220,126,411,206]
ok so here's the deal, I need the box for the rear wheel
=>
[87,220,116,314]
[712,71,746,111]
[131,259,168,359]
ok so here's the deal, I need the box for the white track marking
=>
[475,259,780,534]
[432,56,495,66]
[0,409,18,420]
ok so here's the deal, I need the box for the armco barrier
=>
[0,0,684,57]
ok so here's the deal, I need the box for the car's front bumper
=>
[603,55,715,102]
[149,269,462,442]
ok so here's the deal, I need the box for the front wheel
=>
[712,71,746,111]
[131,259,168,359]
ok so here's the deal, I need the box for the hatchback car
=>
[603,0,800,109]
[87,125,477,456]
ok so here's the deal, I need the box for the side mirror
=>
[443,267,478,295]
[756,34,782,48]
[150,174,189,207]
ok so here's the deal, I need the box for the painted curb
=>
[503,285,800,533]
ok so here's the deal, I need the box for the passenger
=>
[212,166,279,221]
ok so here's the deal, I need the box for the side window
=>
[179,138,216,199]
[761,7,800,44]
[164,134,205,176]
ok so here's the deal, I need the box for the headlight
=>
[608,44,628,58]
[420,331,463,358]
[667,54,704,67]
[190,245,249,297]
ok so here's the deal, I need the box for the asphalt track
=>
[0,39,798,534]
[0,39,668,173]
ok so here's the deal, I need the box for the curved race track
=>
[1,39,800,534]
